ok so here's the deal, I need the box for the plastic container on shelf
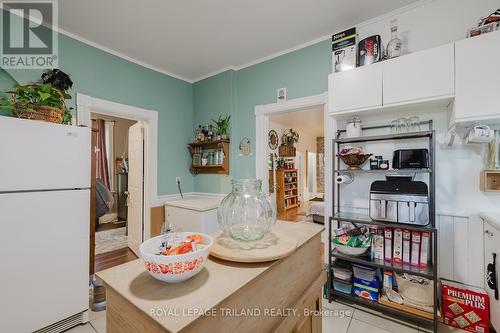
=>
[352,264,377,281]
[333,279,353,295]
[332,260,353,281]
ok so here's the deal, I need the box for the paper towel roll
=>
[336,174,353,184]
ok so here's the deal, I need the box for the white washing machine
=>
[482,212,500,332]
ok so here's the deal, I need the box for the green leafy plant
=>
[281,128,299,147]
[211,114,230,137]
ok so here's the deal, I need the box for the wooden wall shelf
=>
[188,140,230,175]
[480,170,500,192]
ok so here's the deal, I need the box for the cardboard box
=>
[373,228,385,260]
[393,228,403,263]
[420,232,430,267]
[402,229,411,264]
[384,228,393,262]
[332,27,357,72]
[411,231,421,266]
[442,279,490,333]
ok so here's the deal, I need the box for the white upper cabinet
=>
[330,62,383,113]
[383,43,455,105]
[454,30,500,122]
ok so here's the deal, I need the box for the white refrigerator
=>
[0,117,91,333]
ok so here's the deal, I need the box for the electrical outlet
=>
[176,176,181,183]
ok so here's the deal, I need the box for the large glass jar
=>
[218,179,276,241]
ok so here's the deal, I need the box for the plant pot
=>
[279,145,296,157]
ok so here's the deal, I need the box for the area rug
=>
[95,227,127,255]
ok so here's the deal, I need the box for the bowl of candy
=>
[337,147,372,170]
[139,232,213,283]
[332,226,372,256]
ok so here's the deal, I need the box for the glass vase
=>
[218,179,276,241]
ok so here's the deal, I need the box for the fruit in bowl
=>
[139,232,213,283]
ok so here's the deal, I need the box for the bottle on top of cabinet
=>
[386,19,402,59]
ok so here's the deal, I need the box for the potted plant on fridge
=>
[212,114,230,140]
[279,128,299,157]
[0,69,74,124]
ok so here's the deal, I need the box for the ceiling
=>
[59,0,418,82]
[270,106,324,137]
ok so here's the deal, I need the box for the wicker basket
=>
[11,83,65,124]
[279,145,296,157]
[337,153,372,170]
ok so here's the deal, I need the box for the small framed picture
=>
[277,87,287,102]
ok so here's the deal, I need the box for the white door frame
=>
[255,92,334,223]
[76,93,158,240]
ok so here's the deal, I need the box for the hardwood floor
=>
[96,220,127,232]
[277,201,313,222]
[95,247,137,272]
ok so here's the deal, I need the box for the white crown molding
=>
[192,66,237,83]
[58,28,194,84]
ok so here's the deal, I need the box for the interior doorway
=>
[90,113,143,271]
[255,93,333,223]
[267,106,325,222]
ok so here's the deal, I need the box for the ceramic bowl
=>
[139,232,213,283]
[334,243,370,256]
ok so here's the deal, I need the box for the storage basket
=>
[337,153,372,170]
[11,83,65,124]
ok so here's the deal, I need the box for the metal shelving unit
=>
[327,121,438,332]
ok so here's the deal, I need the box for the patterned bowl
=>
[139,232,213,283]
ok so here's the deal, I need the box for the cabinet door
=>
[330,63,383,113]
[383,43,455,105]
[455,30,500,121]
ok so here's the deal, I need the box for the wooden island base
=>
[98,221,325,333]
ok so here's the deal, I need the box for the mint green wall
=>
[0,33,194,196]
[193,70,236,193]
[0,20,331,196]
[193,40,331,193]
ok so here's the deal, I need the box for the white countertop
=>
[165,195,223,212]
[480,212,500,231]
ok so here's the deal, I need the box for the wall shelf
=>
[188,140,230,175]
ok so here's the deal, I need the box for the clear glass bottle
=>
[218,179,276,241]
[387,19,402,59]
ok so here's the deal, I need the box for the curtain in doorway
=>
[92,119,110,189]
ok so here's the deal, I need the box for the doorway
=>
[90,113,143,271]
[267,106,325,222]
[255,93,333,225]
[77,93,158,274]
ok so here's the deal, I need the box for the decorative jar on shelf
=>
[217,179,276,241]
